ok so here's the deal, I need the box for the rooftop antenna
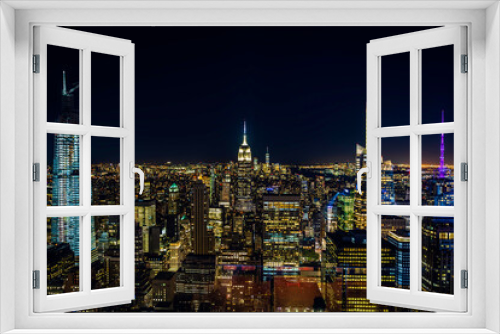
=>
[242,120,248,145]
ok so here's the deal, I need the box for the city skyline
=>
[47,26,454,164]
[45,26,456,313]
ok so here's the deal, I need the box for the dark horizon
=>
[46,26,454,165]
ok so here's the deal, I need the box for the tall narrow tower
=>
[191,182,212,255]
[236,120,253,212]
[238,121,252,163]
[265,146,270,165]
[439,110,446,179]
[51,71,80,258]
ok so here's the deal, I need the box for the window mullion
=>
[82,48,92,294]
[409,47,420,295]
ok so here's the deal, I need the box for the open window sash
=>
[366,26,467,312]
[33,26,135,312]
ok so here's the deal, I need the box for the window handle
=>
[130,162,145,195]
[356,162,371,195]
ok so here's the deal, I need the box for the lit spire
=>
[62,71,68,96]
[242,120,248,145]
[439,109,446,179]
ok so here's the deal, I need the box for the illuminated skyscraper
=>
[209,168,216,205]
[219,169,231,207]
[168,183,180,215]
[421,217,454,294]
[236,121,253,212]
[135,200,156,253]
[324,230,393,312]
[51,71,80,257]
[262,194,302,279]
[381,160,395,205]
[265,146,270,165]
[337,190,355,231]
[191,182,213,255]
[386,229,410,289]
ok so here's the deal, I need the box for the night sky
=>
[48,26,455,165]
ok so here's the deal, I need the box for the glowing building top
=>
[439,109,446,179]
[238,121,252,163]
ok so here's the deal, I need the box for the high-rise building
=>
[381,160,396,205]
[265,146,270,165]
[208,207,224,252]
[387,229,410,289]
[152,271,177,306]
[324,230,393,312]
[422,217,454,294]
[262,194,302,279]
[175,254,216,312]
[168,183,180,215]
[149,226,162,255]
[219,169,231,207]
[47,243,78,294]
[50,71,80,257]
[135,200,156,253]
[191,182,213,255]
[337,190,355,231]
[236,121,253,212]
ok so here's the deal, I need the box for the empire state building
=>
[236,121,253,212]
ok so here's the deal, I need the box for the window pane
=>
[47,45,80,124]
[91,137,120,205]
[381,52,410,127]
[92,215,121,290]
[381,137,410,205]
[422,134,454,206]
[47,133,80,207]
[47,217,80,295]
[421,216,454,295]
[91,52,120,127]
[381,215,410,290]
[421,45,454,124]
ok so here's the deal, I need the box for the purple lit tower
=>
[439,109,446,179]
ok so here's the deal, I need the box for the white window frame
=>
[366,26,467,312]
[0,1,499,333]
[33,26,136,312]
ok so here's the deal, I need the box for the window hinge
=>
[33,163,40,182]
[33,270,40,289]
[33,55,40,73]
[461,162,468,181]
[461,270,468,289]
[461,54,468,73]
[33,54,40,73]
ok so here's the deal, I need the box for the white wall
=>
[0,2,16,333]
[485,2,500,333]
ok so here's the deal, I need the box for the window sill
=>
[4,329,498,334]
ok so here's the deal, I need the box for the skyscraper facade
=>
[387,229,410,289]
[262,194,302,279]
[191,182,213,255]
[50,71,80,257]
[236,121,253,212]
[422,217,454,294]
